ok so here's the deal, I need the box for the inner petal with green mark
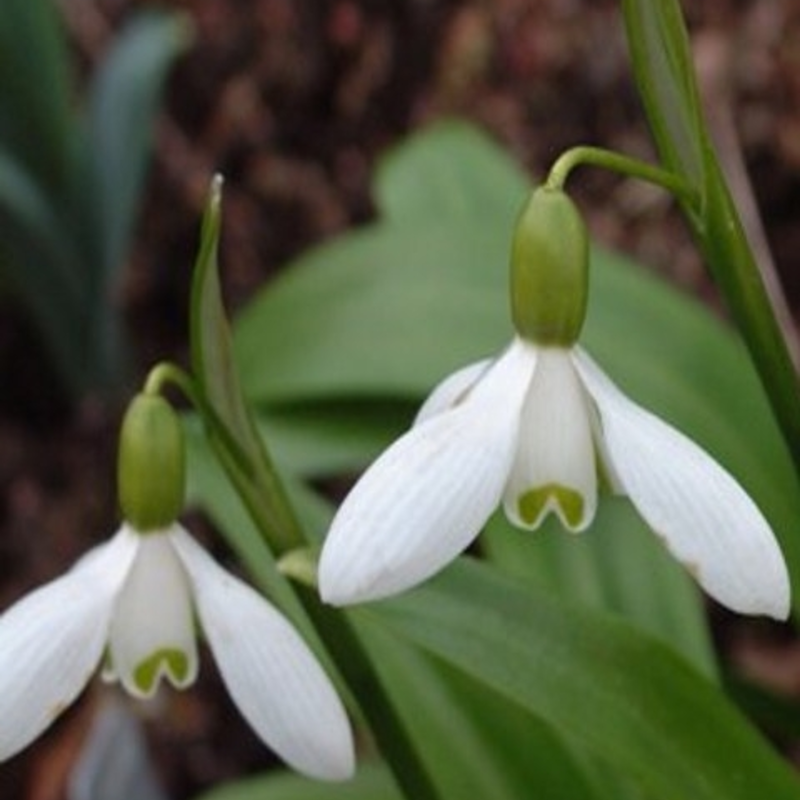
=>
[134,648,192,695]
[502,347,598,532]
[518,483,585,529]
[107,529,199,699]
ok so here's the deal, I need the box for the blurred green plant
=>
[0,0,189,398]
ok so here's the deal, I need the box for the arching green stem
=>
[546,146,697,207]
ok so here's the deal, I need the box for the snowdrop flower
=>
[319,188,790,619]
[0,394,354,780]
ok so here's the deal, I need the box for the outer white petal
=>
[106,526,198,699]
[169,528,354,781]
[574,348,791,619]
[0,527,139,760]
[503,347,597,531]
[414,358,493,425]
[319,338,535,604]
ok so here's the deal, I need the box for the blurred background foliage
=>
[0,0,188,398]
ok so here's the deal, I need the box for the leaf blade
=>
[372,560,800,800]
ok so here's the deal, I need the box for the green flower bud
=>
[510,187,589,345]
[118,393,186,531]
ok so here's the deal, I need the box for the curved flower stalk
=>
[0,521,355,780]
[319,188,790,619]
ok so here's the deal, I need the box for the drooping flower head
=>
[319,188,790,619]
[0,392,354,780]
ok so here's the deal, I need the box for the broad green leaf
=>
[356,620,603,800]
[483,500,716,677]
[621,0,705,192]
[439,664,648,800]
[86,11,189,283]
[258,400,410,478]
[235,221,511,402]
[371,559,800,800]
[359,623,524,799]
[374,119,528,224]
[194,763,399,800]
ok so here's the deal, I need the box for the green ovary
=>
[134,648,190,694]
[519,483,584,528]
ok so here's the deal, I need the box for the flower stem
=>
[545,145,697,205]
[142,361,194,399]
[301,589,443,800]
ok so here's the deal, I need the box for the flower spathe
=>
[319,337,791,619]
[0,523,355,781]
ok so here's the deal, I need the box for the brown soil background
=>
[3,1,800,798]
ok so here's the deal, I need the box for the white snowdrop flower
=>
[0,522,354,780]
[0,391,354,780]
[319,188,790,618]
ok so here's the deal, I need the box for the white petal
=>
[319,338,535,604]
[170,528,354,781]
[503,348,597,531]
[0,527,139,760]
[574,348,791,619]
[414,358,493,425]
[106,526,198,699]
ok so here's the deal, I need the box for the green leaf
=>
[482,499,717,678]
[371,560,800,800]
[235,221,511,403]
[356,619,603,800]
[194,763,399,800]
[258,400,410,478]
[439,664,647,800]
[86,10,190,283]
[235,121,525,404]
[190,177,263,460]
[189,180,307,553]
[374,119,529,224]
